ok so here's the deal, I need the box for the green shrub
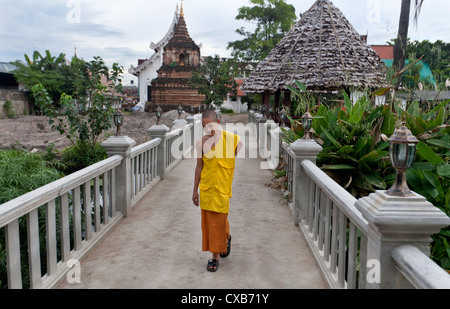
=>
[60,142,107,175]
[3,100,15,119]
[0,150,62,204]
[0,150,63,289]
[220,107,234,114]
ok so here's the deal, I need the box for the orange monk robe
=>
[199,131,240,254]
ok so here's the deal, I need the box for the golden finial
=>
[180,0,184,17]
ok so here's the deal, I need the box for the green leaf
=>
[359,150,385,163]
[294,81,307,92]
[427,138,450,150]
[322,164,357,170]
[337,145,354,155]
[348,102,365,125]
[362,173,387,189]
[343,91,352,113]
[417,141,443,166]
[371,87,391,96]
[320,125,342,149]
[437,164,450,178]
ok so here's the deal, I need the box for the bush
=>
[60,142,107,175]
[0,150,63,289]
[3,100,15,119]
[0,150,62,204]
[220,107,234,114]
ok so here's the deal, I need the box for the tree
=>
[393,0,424,81]
[227,0,297,62]
[188,55,237,108]
[11,50,67,105]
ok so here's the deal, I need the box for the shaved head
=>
[202,109,218,122]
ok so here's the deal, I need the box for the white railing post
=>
[102,136,136,217]
[289,139,323,226]
[148,124,170,180]
[356,191,450,289]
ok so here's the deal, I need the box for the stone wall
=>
[0,89,33,118]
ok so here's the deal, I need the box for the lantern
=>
[113,109,124,136]
[155,106,163,125]
[301,111,313,140]
[386,123,419,197]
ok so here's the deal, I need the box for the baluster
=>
[318,191,326,250]
[83,181,92,241]
[139,153,144,191]
[111,168,116,217]
[323,197,332,262]
[131,157,136,197]
[46,199,57,276]
[103,172,110,225]
[60,193,71,261]
[337,211,347,288]
[27,208,42,288]
[94,176,101,231]
[73,186,82,250]
[330,203,339,274]
[358,233,368,289]
[307,179,314,231]
[312,185,320,239]
[6,219,22,289]
[347,221,358,289]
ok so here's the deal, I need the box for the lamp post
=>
[113,109,124,136]
[155,106,163,125]
[386,122,419,197]
[177,106,183,119]
[301,111,313,140]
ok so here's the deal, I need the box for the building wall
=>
[0,89,33,118]
[137,53,163,108]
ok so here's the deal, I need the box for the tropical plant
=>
[399,100,450,271]
[11,50,67,105]
[0,150,63,289]
[31,56,123,173]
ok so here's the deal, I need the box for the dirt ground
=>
[0,111,248,153]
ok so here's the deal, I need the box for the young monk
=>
[192,109,243,272]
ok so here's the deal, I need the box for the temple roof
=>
[242,0,388,93]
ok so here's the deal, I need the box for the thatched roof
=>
[242,0,388,94]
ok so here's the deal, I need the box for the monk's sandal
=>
[207,259,219,272]
[220,235,231,258]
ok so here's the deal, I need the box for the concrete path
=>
[56,115,327,289]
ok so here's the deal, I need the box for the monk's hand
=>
[192,191,199,207]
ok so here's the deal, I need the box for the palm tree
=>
[393,0,424,77]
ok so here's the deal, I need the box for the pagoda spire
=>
[180,1,184,17]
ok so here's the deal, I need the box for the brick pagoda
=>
[151,5,205,110]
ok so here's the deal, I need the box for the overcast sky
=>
[1,0,449,85]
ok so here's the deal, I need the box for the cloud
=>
[1,0,449,86]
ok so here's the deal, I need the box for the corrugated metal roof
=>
[0,62,18,74]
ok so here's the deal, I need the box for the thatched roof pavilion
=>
[242,0,388,117]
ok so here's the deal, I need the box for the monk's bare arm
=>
[236,140,243,156]
[192,138,204,207]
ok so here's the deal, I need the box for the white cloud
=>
[1,0,449,85]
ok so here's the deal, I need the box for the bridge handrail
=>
[130,138,163,207]
[0,155,123,289]
[392,245,450,289]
